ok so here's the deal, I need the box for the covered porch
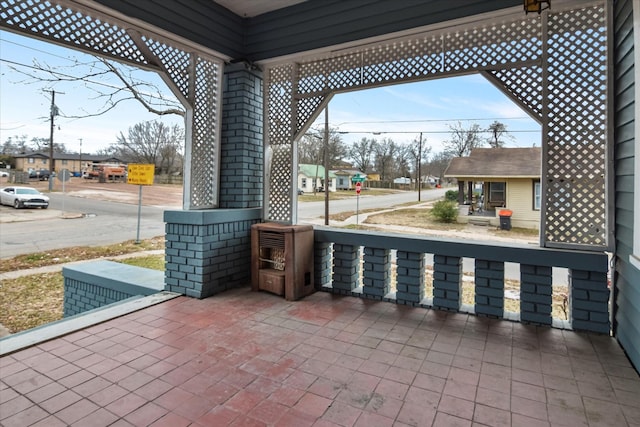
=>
[1,0,639,425]
[1,288,638,426]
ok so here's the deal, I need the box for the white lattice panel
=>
[0,0,148,66]
[266,65,295,222]
[0,0,224,210]
[443,18,542,71]
[189,56,221,208]
[268,144,293,223]
[144,38,192,99]
[362,36,443,84]
[544,5,608,247]
[265,2,609,251]
[490,66,544,118]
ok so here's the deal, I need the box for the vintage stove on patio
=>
[251,222,314,301]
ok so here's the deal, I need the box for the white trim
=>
[632,0,640,268]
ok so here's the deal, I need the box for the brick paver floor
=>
[1,288,639,426]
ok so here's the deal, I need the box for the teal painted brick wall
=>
[164,209,262,298]
[220,62,263,209]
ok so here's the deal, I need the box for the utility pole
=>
[418,132,422,202]
[78,138,83,178]
[324,106,329,225]
[48,90,63,191]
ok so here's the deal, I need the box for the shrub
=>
[430,200,459,223]
[444,190,459,201]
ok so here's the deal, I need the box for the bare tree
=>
[394,143,413,178]
[373,138,398,183]
[115,120,184,174]
[443,121,483,157]
[348,137,376,172]
[9,57,185,119]
[426,151,454,182]
[486,120,514,148]
[297,128,347,167]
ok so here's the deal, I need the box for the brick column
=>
[363,247,391,300]
[475,260,504,318]
[332,244,360,295]
[220,62,263,209]
[433,255,462,311]
[571,269,610,334]
[396,251,425,306]
[314,241,332,289]
[520,265,552,325]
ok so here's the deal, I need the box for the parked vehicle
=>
[0,186,49,209]
[84,164,126,180]
[28,169,51,181]
[0,170,9,177]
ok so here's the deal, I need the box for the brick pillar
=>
[332,244,359,294]
[520,265,552,325]
[220,62,263,209]
[314,241,332,289]
[433,255,462,311]
[571,269,610,334]
[363,247,391,300]
[396,251,425,306]
[475,260,504,318]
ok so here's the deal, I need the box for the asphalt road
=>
[298,188,448,221]
[1,189,438,258]
[0,194,168,258]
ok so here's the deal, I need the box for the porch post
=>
[458,181,465,204]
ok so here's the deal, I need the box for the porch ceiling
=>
[213,0,307,17]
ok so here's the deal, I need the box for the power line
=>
[0,58,178,105]
[332,117,533,126]
[1,37,80,63]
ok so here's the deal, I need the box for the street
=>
[0,193,168,258]
[0,187,441,258]
[298,187,448,221]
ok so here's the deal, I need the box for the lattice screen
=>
[265,2,609,250]
[544,5,608,247]
[0,0,223,209]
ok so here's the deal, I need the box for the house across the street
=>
[444,147,541,229]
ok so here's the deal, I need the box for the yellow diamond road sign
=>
[127,164,155,185]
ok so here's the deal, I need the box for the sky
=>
[1,30,541,158]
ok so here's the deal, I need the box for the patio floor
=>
[1,288,639,427]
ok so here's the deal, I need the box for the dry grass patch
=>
[0,251,165,334]
[365,208,465,231]
[0,272,64,333]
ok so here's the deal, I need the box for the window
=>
[28,158,35,164]
[533,181,541,210]
[62,159,68,165]
[489,182,506,204]
[301,178,307,188]
[42,159,47,165]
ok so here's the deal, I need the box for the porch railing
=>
[313,227,610,334]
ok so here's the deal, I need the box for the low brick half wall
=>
[164,208,262,298]
[63,261,165,317]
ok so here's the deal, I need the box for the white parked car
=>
[0,170,9,177]
[0,186,50,209]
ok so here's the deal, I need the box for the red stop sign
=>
[355,182,362,194]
